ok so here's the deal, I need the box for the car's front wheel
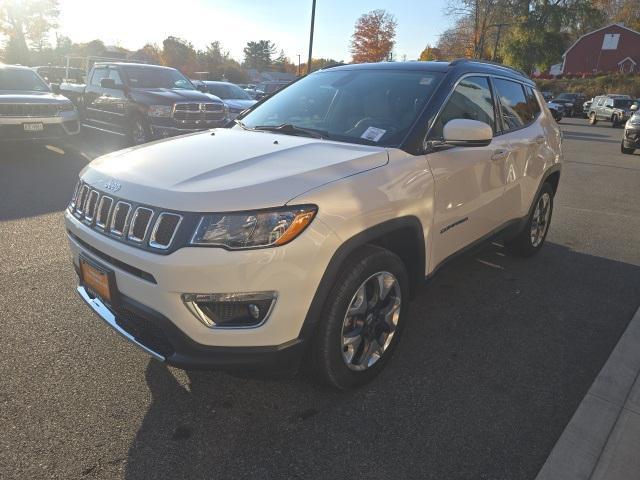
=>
[621,141,635,155]
[589,112,598,125]
[505,183,554,257]
[128,115,150,146]
[310,245,409,389]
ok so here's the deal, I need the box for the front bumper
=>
[65,209,340,369]
[0,112,80,140]
[76,284,305,370]
[148,117,227,140]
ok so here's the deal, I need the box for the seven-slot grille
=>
[0,103,60,117]
[69,181,182,252]
[172,102,225,125]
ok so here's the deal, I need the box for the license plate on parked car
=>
[23,123,44,132]
[80,256,113,303]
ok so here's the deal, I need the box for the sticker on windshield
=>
[361,126,386,142]
[420,77,434,85]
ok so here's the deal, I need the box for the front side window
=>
[493,78,529,131]
[597,97,605,106]
[240,69,443,147]
[108,69,124,87]
[90,68,109,87]
[0,68,50,92]
[122,66,195,90]
[430,76,495,139]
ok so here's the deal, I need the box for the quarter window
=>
[525,87,541,120]
[430,76,495,139]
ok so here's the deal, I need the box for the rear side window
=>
[493,78,530,130]
[430,76,495,139]
[525,87,541,119]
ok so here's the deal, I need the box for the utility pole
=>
[307,0,316,74]
[297,54,301,76]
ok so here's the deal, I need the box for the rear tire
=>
[621,141,635,155]
[589,112,597,125]
[505,183,554,258]
[612,115,619,128]
[310,245,410,389]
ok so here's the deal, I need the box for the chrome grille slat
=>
[172,102,225,125]
[149,213,182,249]
[110,201,132,236]
[95,196,113,229]
[76,185,90,215]
[0,103,59,117]
[84,190,100,223]
[128,207,153,243]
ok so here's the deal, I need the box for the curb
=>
[536,305,640,480]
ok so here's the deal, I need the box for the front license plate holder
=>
[79,254,119,306]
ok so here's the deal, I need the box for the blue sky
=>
[57,0,451,62]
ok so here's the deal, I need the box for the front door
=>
[426,75,509,268]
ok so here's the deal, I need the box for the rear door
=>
[492,78,549,221]
[426,75,509,267]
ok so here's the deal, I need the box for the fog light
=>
[182,292,276,328]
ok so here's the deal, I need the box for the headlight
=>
[190,205,317,249]
[57,102,76,113]
[147,105,172,117]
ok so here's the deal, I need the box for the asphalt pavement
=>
[1,121,640,480]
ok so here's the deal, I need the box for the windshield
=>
[121,66,195,90]
[205,83,251,100]
[613,99,633,109]
[239,69,443,147]
[0,69,50,92]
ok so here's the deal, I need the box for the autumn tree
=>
[131,43,162,64]
[0,0,59,63]
[419,45,440,61]
[161,36,198,75]
[243,40,277,71]
[350,9,397,63]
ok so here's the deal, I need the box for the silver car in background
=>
[0,64,80,141]
[198,81,257,121]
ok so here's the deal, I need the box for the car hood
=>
[224,99,257,110]
[0,91,71,104]
[80,128,388,212]
[130,88,223,105]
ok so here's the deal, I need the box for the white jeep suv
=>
[65,60,562,389]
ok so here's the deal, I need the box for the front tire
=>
[310,245,410,389]
[612,115,620,128]
[621,141,635,155]
[589,112,598,125]
[505,183,554,257]
[128,115,150,146]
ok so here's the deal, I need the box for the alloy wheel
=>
[530,192,551,247]
[340,271,402,371]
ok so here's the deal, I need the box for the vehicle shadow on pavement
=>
[122,242,640,480]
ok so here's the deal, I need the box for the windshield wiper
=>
[250,123,328,139]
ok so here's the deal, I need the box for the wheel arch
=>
[298,216,425,341]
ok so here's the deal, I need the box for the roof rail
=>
[449,58,529,78]
[319,62,347,70]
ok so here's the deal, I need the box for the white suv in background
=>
[65,60,562,389]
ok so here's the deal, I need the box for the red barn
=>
[562,23,640,74]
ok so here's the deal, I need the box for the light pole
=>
[307,0,316,74]
[297,54,301,76]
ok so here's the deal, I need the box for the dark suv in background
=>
[60,63,227,145]
[552,92,587,117]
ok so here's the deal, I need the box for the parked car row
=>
[1,61,286,145]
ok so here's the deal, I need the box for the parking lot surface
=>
[2,121,640,480]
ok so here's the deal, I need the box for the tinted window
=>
[121,66,195,90]
[613,99,633,108]
[0,68,49,91]
[525,86,541,120]
[494,78,529,130]
[241,70,443,147]
[91,68,109,87]
[109,69,123,87]
[430,76,495,139]
[205,83,251,100]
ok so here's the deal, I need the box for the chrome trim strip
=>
[182,291,277,330]
[80,123,128,136]
[149,213,183,250]
[127,207,154,243]
[76,285,165,362]
[76,185,90,216]
[83,190,100,223]
[95,195,113,229]
[109,201,132,237]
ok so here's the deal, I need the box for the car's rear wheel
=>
[589,112,598,125]
[621,141,635,155]
[505,183,554,257]
[310,245,409,389]
[612,115,620,128]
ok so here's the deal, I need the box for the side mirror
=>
[51,83,61,94]
[196,84,208,93]
[631,104,638,111]
[100,78,119,89]
[443,119,493,147]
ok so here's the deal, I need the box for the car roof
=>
[94,62,173,69]
[320,60,534,86]
[202,81,234,86]
[0,63,34,71]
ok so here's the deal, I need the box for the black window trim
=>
[490,74,541,135]
[425,72,499,144]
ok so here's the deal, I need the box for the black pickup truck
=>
[61,62,227,145]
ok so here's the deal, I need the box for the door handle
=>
[491,149,509,161]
